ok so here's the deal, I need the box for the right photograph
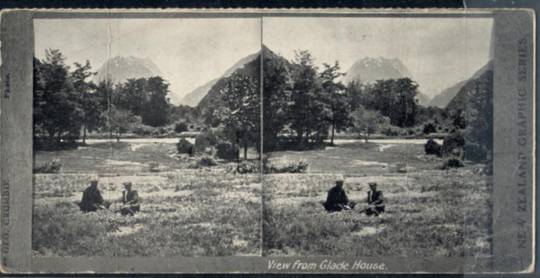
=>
[261,16,494,257]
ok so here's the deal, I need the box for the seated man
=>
[79,176,109,212]
[117,181,140,216]
[363,182,385,216]
[323,177,355,212]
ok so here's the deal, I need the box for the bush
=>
[177,138,194,156]
[441,157,465,169]
[381,127,400,137]
[442,131,465,156]
[216,142,239,161]
[237,161,260,174]
[189,155,218,168]
[174,122,189,133]
[264,159,309,174]
[194,129,220,154]
[423,122,437,134]
[131,124,156,136]
[424,139,442,157]
[34,159,62,173]
[33,138,78,151]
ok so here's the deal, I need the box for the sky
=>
[263,16,493,98]
[34,18,261,104]
[35,16,493,104]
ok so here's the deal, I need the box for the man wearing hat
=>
[323,176,355,212]
[363,182,385,216]
[118,181,140,216]
[79,176,109,212]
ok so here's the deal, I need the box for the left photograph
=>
[32,17,262,257]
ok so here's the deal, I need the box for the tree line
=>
[212,48,491,163]
[260,50,427,152]
[33,49,189,149]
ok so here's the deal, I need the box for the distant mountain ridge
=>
[429,62,493,108]
[446,60,493,112]
[181,52,259,107]
[94,56,162,84]
[343,57,414,85]
[429,80,468,108]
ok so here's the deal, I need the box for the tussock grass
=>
[263,142,492,258]
[33,172,261,257]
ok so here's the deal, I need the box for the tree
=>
[33,50,83,147]
[114,78,148,116]
[216,73,260,160]
[346,80,365,112]
[351,105,387,143]
[263,56,292,152]
[320,61,351,145]
[141,76,170,127]
[113,76,171,127]
[71,61,99,144]
[463,70,493,162]
[174,122,189,133]
[102,106,141,142]
[363,78,419,127]
[289,50,330,147]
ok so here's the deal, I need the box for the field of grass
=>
[263,142,492,257]
[33,139,492,258]
[32,142,261,257]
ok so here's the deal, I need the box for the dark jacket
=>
[80,185,105,212]
[324,186,349,212]
[367,190,385,214]
[122,190,140,211]
[367,190,383,205]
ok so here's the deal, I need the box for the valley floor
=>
[32,139,492,258]
[263,141,492,258]
[32,142,261,257]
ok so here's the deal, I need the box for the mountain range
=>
[95,51,488,111]
[428,62,492,108]
[343,56,430,106]
[181,52,259,107]
[343,57,414,85]
[445,60,493,112]
[94,56,162,84]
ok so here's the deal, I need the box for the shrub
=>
[131,124,155,136]
[34,159,62,173]
[190,155,218,168]
[264,160,309,174]
[423,122,437,134]
[424,139,442,157]
[177,138,194,156]
[216,142,239,161]
[441,157,464,169]
[442,131,465,156]
[33,138,78,151]
[194,129,220,154]
[237,161,260,174]
[174,122,189,133]
[381,126,400,137]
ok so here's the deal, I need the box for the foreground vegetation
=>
[263,142,492,257]
[34,172,261,256]
[32,142,261,257]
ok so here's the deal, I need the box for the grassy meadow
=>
[263,141,492,257]
[32,141,261,257]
